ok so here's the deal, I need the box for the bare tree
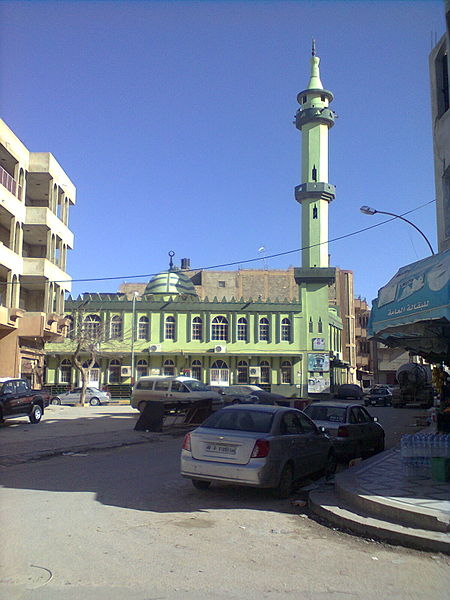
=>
[71,307,103,406]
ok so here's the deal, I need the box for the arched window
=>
[110,314,122,339]
[165,316,176,340]
[260,360,270,384]
[237,317,247,341]
[163,358,175,376]
[59,359,72,384]
[138,316,149,340]
[109,359,121,383]
[65,315,74,339]
[237,360,248,384]
[83,314,101,338]
[211,316,228,341]
[259,317,269,341]
[309,317,313,333]
[211,359,228,369]
[192,317,203,340]
[318,317,323,333]
[281,318,291,341]
[281,360,292,384]
[191,359,202,381]
[136,359,148,378]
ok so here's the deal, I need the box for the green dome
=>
[144,270,197,298]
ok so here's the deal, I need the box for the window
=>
[171,381,189,393]
[309,317,313,333]
[297,413,317,433]
[237,317,247,341]
[280,413,303,435]
[218,281,226,288]
[163,359,175,376]
[281,318,291,341]
[110,315,122,339]
[138,316,149,340]
[280,360,292,384]
[318,318,323,333]
[260,360,270,384]
[165,316,176,340]
[191,360,202,381]
[59,359,72,384]
[155,380,170,391]
[109,359,121,383]
[192,317,203,340]
[259,317,269,341]
[136,359,148,378]
[237,360,248,384]
[211,316,228,341]
[83,314,101,338]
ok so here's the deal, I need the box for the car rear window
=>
[201,409,274,433]
[136,380,153,390]
[304,405,347,423]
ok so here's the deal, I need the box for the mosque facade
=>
[44,48,345,399]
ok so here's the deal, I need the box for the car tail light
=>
[337,426,349,438]
[251,439,270,458]
[182,433,191,451]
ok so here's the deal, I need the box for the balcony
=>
[25,206,74,247]
[0,241,23,273]
[0,164,22,200]
[22,257,72,292]
[0,305,24,331]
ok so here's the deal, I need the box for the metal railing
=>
[0,165,22,200]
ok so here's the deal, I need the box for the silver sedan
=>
[180,404,336,498]
[51,387,111,406]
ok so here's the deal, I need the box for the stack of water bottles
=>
[401,433,450,476]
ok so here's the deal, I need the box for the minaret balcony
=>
[295,107,336,130]
[295,182,335,204]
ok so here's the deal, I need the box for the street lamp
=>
[130,291,138,384]
[360,206,435,255]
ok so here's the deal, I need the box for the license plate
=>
[205,443,237,455]
[371,400,377,405]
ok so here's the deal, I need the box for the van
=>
[131,376,222,412]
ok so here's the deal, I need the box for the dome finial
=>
[168,250,175,270]
[307,41,323,90]
[312,39,316,57]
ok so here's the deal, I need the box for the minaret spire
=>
[307,40,324,90]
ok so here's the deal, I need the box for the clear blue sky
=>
[0,0,444,304]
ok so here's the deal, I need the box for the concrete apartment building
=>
[429,1,450,254]
[0,120,75,383]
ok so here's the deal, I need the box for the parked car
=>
[0,377,49,424]
[364,386,393,407]
[180,404,336,498]
[210,385,289,406]
[51,387,111,406]
[335,384,364,400]
[303,401,385,461]
[131,376,222,412]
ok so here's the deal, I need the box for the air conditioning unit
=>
[121,366,132,377]
[149,344,162,352]
[214,344,227,353]
[249,366,261,378]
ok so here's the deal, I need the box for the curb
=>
[309,487,450,554]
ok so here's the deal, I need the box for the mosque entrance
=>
[210,360,229,386]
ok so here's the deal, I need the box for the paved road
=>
[1,426,448,600]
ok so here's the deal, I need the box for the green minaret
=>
[294,42,337,397]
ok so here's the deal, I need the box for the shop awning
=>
[368,249,450,364]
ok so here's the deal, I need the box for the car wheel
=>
[231,399,242,404]
[192,479,211,490]
[29,404,43,424]
[324,451,337,477]
[138,401,147,413]
[51,397,61,405]
[273,464,293,499]
[89,397,100,406]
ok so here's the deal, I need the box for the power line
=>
[3,199,436,286]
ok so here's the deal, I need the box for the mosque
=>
[44,47,345,400]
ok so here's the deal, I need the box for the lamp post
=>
[130,292,138,384]
[360,205,435,255]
